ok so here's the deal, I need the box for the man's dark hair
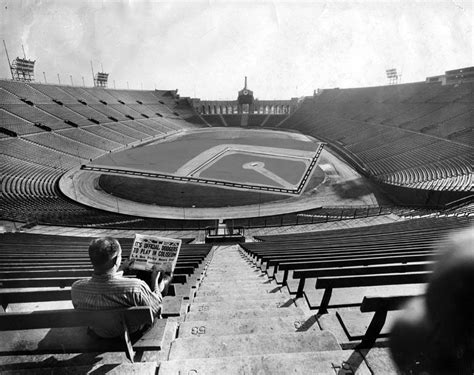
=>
[88,237,121,272]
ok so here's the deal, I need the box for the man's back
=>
[72,271,162,338]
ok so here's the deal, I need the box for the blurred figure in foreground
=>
[390,226,474,374]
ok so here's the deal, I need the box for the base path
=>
[158,245,372,374]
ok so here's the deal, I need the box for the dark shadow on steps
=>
[356,309,387,349]
[295,315,319,332]
[268,286,283,293]
[0,353,116,374]
[339,349,369,374]
[89,364,123,375]
[278,299,296,308]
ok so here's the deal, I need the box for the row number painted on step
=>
[191,326,206,336]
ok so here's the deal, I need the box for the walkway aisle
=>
[241,113,249,127]
[159,245,371,374]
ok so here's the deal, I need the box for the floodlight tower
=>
[3,41,36,82]
[386,68,400,85]
[91,61,109,88]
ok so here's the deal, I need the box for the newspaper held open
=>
[129,234,182,273]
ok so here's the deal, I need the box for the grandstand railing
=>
[225,205,394,229]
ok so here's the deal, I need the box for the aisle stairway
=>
[159,245,373,374]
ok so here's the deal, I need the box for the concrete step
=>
[195,290,285,299]
[159,350,371,374]
[198,279,275,286]
[200,279,266,284]
[193,293,292,303]
[204,269,260,273]
[206,262,260,265]
[199,278,267,285]
[202,273,264,278]
[178,315,321,338]
[192,291,288,302]
[194,289,285,298]
[205,263,259,268]
[202,271,263,277]
[168,331,340,359]
[360,347,400,374]
[188,299,297,312]
[202,273,265,279]
[199,281,275,289]
[197,284,283,294]
[206,268,251,271]
[205,264,260,268]
[185,306,307,321]
[204,267,263,272]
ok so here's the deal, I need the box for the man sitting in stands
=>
[71,237,164,338]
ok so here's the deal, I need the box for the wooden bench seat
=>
[0,266,197,281]
[0,245,203,253]
[268,248,434,269]
[267,250,435,276]
[285,261,433,287]
[245,232,441,249]
[0,307,167,362]
[360,294,422,313]
[0,247,208,254]
[0,272,191,288]
[243,237,441,258]
[251,226,453,243]
[0,256,206,264]
[252,245,434,264]
[0,259,205,272]
[247,236,440,253]
[0,269,94,279]
[244,240,442,264]
[0,287,185,317]
[290,262,432,296]
[0,262,202,279]
[0,254,208,262]
[313,272,430,313]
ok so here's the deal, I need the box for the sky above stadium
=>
[1,0,472,99]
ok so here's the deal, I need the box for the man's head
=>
[88,237,122,274]
[390,226,474,374]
